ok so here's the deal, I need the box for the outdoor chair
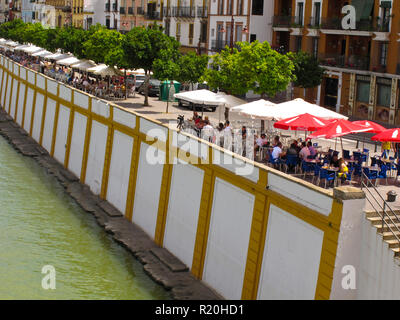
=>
[362,167,379,186]
[301,161,315,179]
[319,168,336,189]
[285,155,299,174]
[343,150,350,160]
[377,164,389,186]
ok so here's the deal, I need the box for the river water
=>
[0,136,170,299]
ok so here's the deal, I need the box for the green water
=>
[0,136,170,300]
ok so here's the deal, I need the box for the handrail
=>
[361,171,400,246]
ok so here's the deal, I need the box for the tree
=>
[122,24,181,106]
[176,52,209,90]
[203,40,295,98]
[290,51,325,99]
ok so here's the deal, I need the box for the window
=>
[295,36,302,52]
[218,0,223,15]
[237,0,243,15]
[312,38,319,58]
[296,1,304,26]
[250,34,256,42]
[377,83,391,107]
[251,0,263,15]
[235,24,242,42]
[165,20,170,36]
[356,81,370,103]
[200,22,207,43]
[380,42,388,66]
[189,23,194,45]
[227,0,232,15]
[313,2,321,26]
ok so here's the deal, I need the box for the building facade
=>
[272,0,400,125]
[44,0,72,27]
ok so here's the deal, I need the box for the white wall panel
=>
[27,70,35,84]
[140,118,168,142]
[9,78,18,119]
[53,104,70,164]
[257,205,324,300]
[0,72,6,107]
[47,78,58,96]
[59,84,71,102]
[106,131,133,214]
[85,120,108,195]
[19,67,26,80]
[23,88,34,133]
[73,91,89,109]
[203,178,255,299]
[132,142,164,238]
[113,107,136,128]
[68,112,87,179]
[36,74,45,89]
[92,99,110,118]
[4,75,11,113]
[42,98,57,152]
[16,83,25,125]
[163,162,204,269]
[31,93,44,142]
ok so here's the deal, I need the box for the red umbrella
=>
[273,113,331,132]
[307,119,373,140]
[371,128,400,142]
[352,120,386,133]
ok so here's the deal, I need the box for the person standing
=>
[382,141,391,159]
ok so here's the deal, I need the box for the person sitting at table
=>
[273,136,280,147]
[337,158,349,183]
[299,142,310,160]
[254,133,268,153]
[307,141,317,158]
[286,143,299,157]
[330,154,340,168]
[293,140,301,154]
[272,142,284,162]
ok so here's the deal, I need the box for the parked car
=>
[134,74,146,90]
[137,79,161,96]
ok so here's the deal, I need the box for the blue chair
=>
[353,163,362,177]
[353,152,361,161]
[343,150,350,160]
[312,164,322,184]
[285,155,299,173]
[370,157,377,167]
[377,164,388,185]
[301,161,315,178]
[363,167,379,185]
[319,168,336,188]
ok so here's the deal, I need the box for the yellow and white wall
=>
[0,54,367,300]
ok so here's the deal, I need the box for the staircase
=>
[362,172,400,259]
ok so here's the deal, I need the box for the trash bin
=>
[387,191,397,203]
[159,80,181,102]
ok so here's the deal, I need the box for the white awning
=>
[71,59,97,71]
[22,46,43,54]
[174,90,245,108]
[44,53,72,61]
[31,50,52,57]
[56,56,81,66]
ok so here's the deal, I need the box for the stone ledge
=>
[334,186,366,201]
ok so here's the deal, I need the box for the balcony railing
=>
[137,7,144,15]
[172,6,195,18]
[374,17,391,32]
[163,7,171,17]
[321,17,373,31]
[145,11,160,20]
[128,7,133,14]
[308,17,321,28]
[197,6,207,18]
[319,53,370,71]
[211,40,241,52]
[272,16,292,28]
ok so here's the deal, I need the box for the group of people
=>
[3,48,137,100]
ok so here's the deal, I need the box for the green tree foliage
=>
[176,52,209,90]
[203,41,295,98]
[290,51,324,89]
[122,24,180,105]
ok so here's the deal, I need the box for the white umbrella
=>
[5,40,19,47]
[56,56,81,66]
[87,64,122,76]
[0,39,6,44]
[22,46,43,54]
[14,44,30,51]
[174,89,225,105]
[230,99,277,118]
[44,52,72,61]
[71,59,97,71]
[31,50,52,57]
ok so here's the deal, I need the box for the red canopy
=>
[371,128,400,142]
[307,119,373,140]
[273,113,331,131]
[352,120,386,133]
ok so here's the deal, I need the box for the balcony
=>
[374,17,391,32]
[172,6,195,18]
[272,16,292,28]
[197,6,207,18]
[319,53,370,71]
[120,7,125,14]
[137,7,144,15]
[163,7,171,17]
[321,17,373,31]
[308,17,321,29]
[145,11,160,20]
[128,7,133,14]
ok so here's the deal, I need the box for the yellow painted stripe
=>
[7,75,13,114]
[125,117,141,221]
[13,80,20,120]
[39,94,48,146]
[3,72,8,109]
[154,129,173,246]
[100,107,114,200]
[191,146,215,279]
[64,90,75,169]
[80,98,92,184]
[241,170,269,300]
[50,100,60,157]
[314,199,343,300]
[29,89,37,137]
[20,82,28,129]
